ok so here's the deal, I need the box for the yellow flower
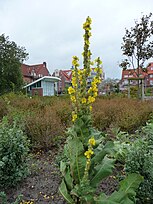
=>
[72,56,79,66]
[89,137,96,146]
[84,149,94,159]
[89,106,92,111]
[68,86,75,95]
[70,96,76,103]
[72,78,77,87]
[72,113,77,122]
[81,97,87,104]
[93,92,98,97]
[88,87,92,94]
[93,78,99,84]
[92,86,98,92]
[88,96,95,103]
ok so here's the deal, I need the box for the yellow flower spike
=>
[89,137,96,146]
[81,97,87,104]
[84,149,94,159]
[68,86,75,95]
[72,113,77,122]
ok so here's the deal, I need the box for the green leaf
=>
[119,173,143,193]
[95,193,118,204]
[92,141,114,165]
[102,173,143,204]
[59,180,74,204]
[65,137,86,184]
[91,156,115,188]
[60,160,66,176]
[64,167,73,190]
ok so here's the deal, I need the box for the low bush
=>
[25,106,64,150]
[0,117,29,187]
[0,99,8,121]
[93,98,153,132]
[55,100,72,128]
[125,119,153,203]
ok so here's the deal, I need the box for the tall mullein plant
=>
[59,17,143,204]
[68,16,102,124]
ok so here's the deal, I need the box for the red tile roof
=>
[21,62,50,77]
[60,70,72,81]
[122,67,148,80]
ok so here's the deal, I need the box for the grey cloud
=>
[0,0,153,79]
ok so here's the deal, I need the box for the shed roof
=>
[23,76,61,88]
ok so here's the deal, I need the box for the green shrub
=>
[125,120,153,203]
[0,117,29,187]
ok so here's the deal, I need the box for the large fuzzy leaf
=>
[65,137,86,184]
[60,160,66,176]
[92,141,114,165]
[59,180,74,204]
[91,156,115,188]
[96,173,143,204]
[64,167,73,191]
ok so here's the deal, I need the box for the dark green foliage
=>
[0,34,28,94]
[0,117,29,187]
[0,191,22,204]
[125,119,153,203]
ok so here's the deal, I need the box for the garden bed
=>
[1,148,121,204]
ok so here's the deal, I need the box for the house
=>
[21,62,51,84]
[52,69,72,94]
[146,62,153,86]
[23,76,61,96]
[120,63,153,90]
[52,67,104,94]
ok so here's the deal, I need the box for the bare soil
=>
[1,148,119,204]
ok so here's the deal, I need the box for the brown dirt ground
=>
[1,148,120,204]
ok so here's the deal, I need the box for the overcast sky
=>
[0,0,153,79]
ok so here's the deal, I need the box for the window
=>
[150,80,153,85]
[149,74,153,78]
[151,67,153,70]
[124,75,128,78]
[124,79,128,85]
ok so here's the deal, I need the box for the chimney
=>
[43,62,47,67]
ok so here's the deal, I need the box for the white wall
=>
[42,81,54,96]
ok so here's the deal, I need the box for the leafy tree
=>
[120,13,153,97]
[0,34,28,94]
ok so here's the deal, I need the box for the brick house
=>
[120,62,153,90]
[21,62,51,84]
[146,62,153,86]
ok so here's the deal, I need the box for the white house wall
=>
[42,81,54,96]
